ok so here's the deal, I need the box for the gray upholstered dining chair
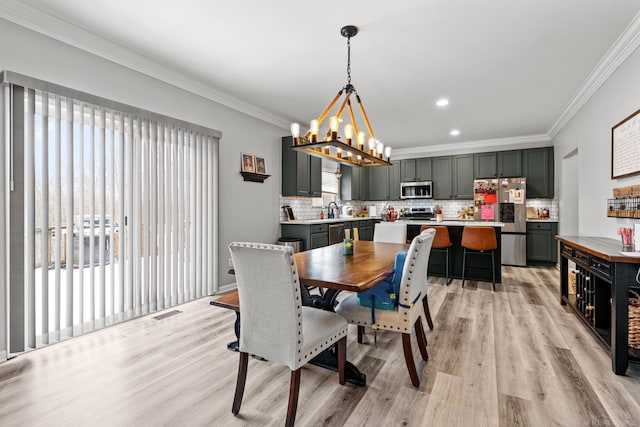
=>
[335,228,435,387]
[229,242,348,427]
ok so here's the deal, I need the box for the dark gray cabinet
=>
[475,150,523,179]
[401,158,431,181]
[498,150,522,177]
[474,152,497,178]
[453,154,474,199]
[389,161,401,200]
[400,159,416,182]
[416,158,432,181]
[282,136,322,197]
[523,147,554,198]
[526,221,558,264]
[358,219,379,241]
[340,165,367,201]
[281,223,329,251]
[368,165,390,201]
[433,156,453,199]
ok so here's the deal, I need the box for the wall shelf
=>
[240,171,270,183]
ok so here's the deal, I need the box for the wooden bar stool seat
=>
[421,225,453,286]
[461,226,498,291]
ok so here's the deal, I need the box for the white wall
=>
[553,44,640,239]
[0,18,286,289]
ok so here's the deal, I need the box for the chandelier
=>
[290,25,391,167]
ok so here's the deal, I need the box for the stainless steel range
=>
[401,207,435,220]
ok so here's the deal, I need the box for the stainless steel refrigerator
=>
[473,177,527,266]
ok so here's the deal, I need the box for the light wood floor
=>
[1,266,640,426]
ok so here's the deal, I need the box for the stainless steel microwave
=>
[400,181,433,199]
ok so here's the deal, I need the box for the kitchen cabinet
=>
[416,158,432,181]
[497,150,522,177]
[432,156,453,199]
[401,159,416,182]
[453,154,474,199]
[523,147,554,198]
[368,165,390,201]
[281,223,329,251]
[401,158,431,182]
[282,136,322,197]
[389,161,401,200]
[340,165,367,201]
[358,219,379,241]
[526,222,558,264]
[474,152,497,178]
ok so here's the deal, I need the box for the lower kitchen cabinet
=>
[281,220,379,250]
[281,223,329,251]
[527,221,558,264]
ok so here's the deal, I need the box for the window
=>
[1,71,221,357]
[321,159,340,205]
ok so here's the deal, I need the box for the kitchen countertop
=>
[394,219,505,227]
[280,217,381,225]
[526,219,558,222]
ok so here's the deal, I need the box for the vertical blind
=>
[1,72,220,356]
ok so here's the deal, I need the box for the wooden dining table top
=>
[294,240,409,292]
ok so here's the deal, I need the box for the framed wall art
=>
[612,108,640,179]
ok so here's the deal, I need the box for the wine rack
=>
[572,266,611,339]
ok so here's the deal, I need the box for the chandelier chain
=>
[346,35,352,86]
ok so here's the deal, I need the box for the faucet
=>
[327,202,339,219]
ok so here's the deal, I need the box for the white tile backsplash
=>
[280,196,559,221]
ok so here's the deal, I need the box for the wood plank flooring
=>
[1,266,640,426]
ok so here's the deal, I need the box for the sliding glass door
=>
[2,73,220,357]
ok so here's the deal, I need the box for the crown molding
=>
[0,0,291,130]
[548,11,640,139]
[392,134,552,159]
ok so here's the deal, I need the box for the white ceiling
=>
[3,0,640,155]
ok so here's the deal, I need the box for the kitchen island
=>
[397,219,504,284]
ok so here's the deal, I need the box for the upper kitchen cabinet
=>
[475,150,523,178]
[497,150,522,177]
[368,165,390,201]
[433,156,453,199]
[282,136,322,197]
[401,158,432,181]
[389,161,401,200]
[340,164,367,200]
[401,159,416,182]
[523,147,554,199]
[474,152,497,178]
[453,154,474,199]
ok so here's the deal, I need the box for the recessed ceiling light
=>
[450,129,460,136]
[436,98,449,107]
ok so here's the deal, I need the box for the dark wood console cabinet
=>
[557,236,640,375]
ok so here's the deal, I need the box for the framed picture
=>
[241,153,255,172]
[612,108,640,179]
[255,156,266,174]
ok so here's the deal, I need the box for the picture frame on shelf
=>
[255,156,266,174]
[241,153,255,172]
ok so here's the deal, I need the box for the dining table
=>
[211,240,409,387]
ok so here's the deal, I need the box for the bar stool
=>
[461,226,498,291]
[421,225,453,286]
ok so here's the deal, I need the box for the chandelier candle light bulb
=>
[344,124,353,145]
[310,119,319,143]
[291,123,300,145]
[357,131,365,151]
[288,25,391,167]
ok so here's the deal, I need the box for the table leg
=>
[226,312,240,352]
